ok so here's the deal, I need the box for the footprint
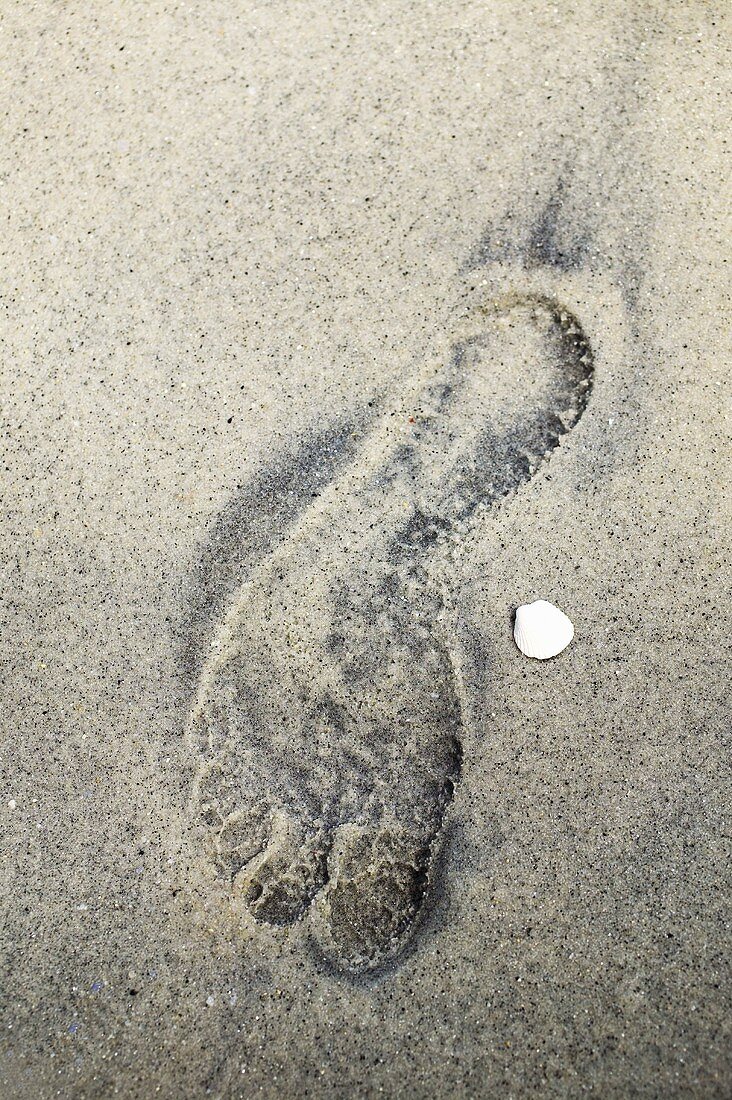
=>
[187,288,594,972]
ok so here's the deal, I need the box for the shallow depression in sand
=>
[186,291,594,972]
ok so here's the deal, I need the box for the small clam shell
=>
[513,599,574,660]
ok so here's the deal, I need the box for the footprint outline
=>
[184,263,597,974]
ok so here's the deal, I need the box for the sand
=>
[1,1,730,1096]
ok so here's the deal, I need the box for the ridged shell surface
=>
[513,599,574,660]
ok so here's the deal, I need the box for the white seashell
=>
[513,599,574,660]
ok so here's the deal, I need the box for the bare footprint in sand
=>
[186,286,593,973]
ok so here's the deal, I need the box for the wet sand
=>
[1,2,730,1096]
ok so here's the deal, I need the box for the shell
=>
[513,599,574,660]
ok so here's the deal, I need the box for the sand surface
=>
[1,2,730,1097]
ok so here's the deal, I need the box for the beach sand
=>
[1,2,730,1096]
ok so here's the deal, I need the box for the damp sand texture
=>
[1,3,731,1100]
